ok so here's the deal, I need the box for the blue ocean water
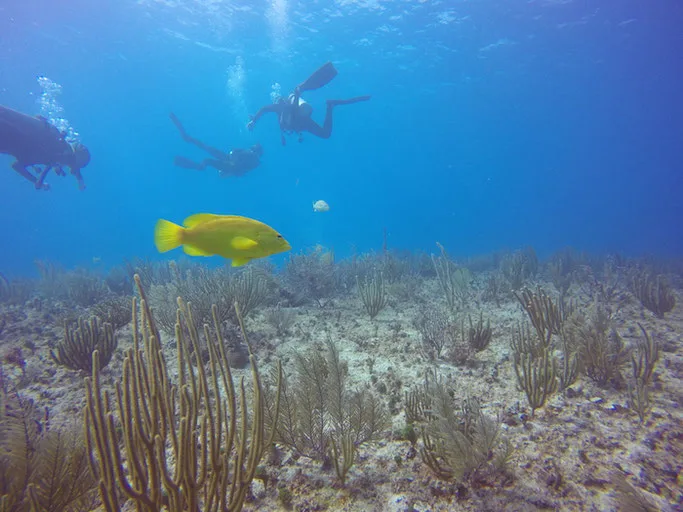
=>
[1,0,682,276]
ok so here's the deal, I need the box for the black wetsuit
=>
[0,105,90,190]
[170,113,262,177]
[249,95,371,145]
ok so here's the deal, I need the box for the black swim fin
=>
[297,62,338,93]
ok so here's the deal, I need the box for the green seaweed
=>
[84,275,281,511]
[564,301,629,387]
[467,312,492,352]
[50,316,117,374]
[513,347,559,417]
[432,242,470,310]
[0,391,97,511]
[630,270,675,318]
[263,340,388,484]
[357,271,387,320]
[407,372,513,481]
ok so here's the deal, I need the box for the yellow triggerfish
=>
[154,213,291,267]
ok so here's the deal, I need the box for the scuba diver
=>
[0,105,91,190]
[247,62,371,145]
[170,113,263,177]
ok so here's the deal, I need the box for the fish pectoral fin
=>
[231,236,258,250]
[231,257,251,267]
[183,244,212,256]
[183,213,222,228]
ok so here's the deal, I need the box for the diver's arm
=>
[300,117,329,139]
[247,104,282,130]
[11,161,49,190]
[35,165,54,190]
[70,167,86,190]
[252,104,281,121]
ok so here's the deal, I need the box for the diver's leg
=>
[307,96,372,139]
[301,116,329,139]
[170,112,191,141]
[184,138,228,160]
[181,132,229,159]
[170,112,229,160]
[200,145,230,160]
[302,100,349,139]
[204,159,227,172]
[169,112,190,138]
[174,156,208,171]
[327,95,371,107]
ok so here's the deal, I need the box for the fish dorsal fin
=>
[231,257,251,267]
[232,236,258,250]
[183,213,222,228]
[183,244,212,256]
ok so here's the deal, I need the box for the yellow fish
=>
[154,213,291,267]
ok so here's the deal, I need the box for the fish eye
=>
[277,235,283,239]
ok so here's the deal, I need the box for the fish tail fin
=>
[154,219,184,253]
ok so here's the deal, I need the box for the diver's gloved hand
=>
[29,164,51,191]
[34,172,50,191]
